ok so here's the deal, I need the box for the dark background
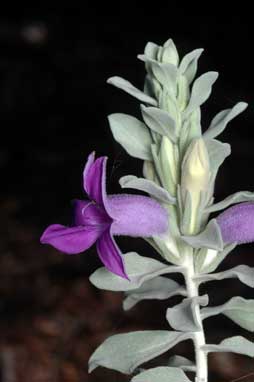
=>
[0,4,254,382]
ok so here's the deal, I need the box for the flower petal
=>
[72,199,91,225]
[72,199,111,227]
[96,228,128,279]
[217,202,254,244]
[40,224,102,254]
[109,194,168,237]
[83,152,107,206]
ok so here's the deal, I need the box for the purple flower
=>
[40,152,168,279]
[217,202,254,244]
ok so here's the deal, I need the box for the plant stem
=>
[183,249,208,382]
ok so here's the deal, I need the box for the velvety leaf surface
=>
[89,331,191,374]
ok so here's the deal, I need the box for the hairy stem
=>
[183,249,208,382]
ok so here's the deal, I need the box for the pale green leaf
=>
[182,219,224,251]
[138,56,178,96]
[108,113,152,160]
[202,297,254,332]
[203,336,254,357]
[142,160,157,182]
[144,42,159,60]
[107,76,157,105]
[179,49,204,84]
[162,38,179,66]
[197,243,237,274]
[180,191,193,235]
[184,72,218,117]
[141,105,177,142]
[204,102,248,140]
[123,276,186,310]
[177,75,190,111]
[205,139,231,182]
[131,366,191,382]
[89,331,191,374]
[168,355,196,372]
[89,252,183,291]
[166,295,208,332]
[119,175,176,204]
[196,265,254,288]
[206,191,254,213]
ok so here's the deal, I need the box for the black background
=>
[1,4,254,382]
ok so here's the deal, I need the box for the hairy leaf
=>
[196,265,254,287]
[168,355,196,372]
[206,191,254,213]
[141,105,177,142]
[204,102,248,140]
[202,296,254,332]
[123,276,186,310]
[89,331,191,374]
[205,139,231,182]
[179,48,204,84]
[184,72,218,117]
[138,56,178,96]
[203,336,254,357]
[182,219,224,251]
[108,113,152,160]
[131,366,191,382]
[119,175,175,204]
[107,76,157,105]
[90,252,183,291]
[196,243,237,274]
[166,295,208,332]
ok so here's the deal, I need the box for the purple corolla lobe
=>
[41,152,168,279]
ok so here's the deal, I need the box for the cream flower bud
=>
[181,138,210,194]
[181,138,210,234]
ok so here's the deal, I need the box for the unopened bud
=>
[181,138,210,234]
[181,138,210,194]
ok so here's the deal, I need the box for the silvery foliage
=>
[88,38,254,381]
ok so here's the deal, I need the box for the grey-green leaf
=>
[197,243,237,274]
[107,76,157,106]
[184,72,219,117]
[138,56,178,96]
[144,41,159,60]
[162,38,179,66]
[89,252,183,291]
[196,265,254,288]
[89,331,191,374]
[166,295,208,332]
[182,219,224,251]
[123,276,186,310]
[179,49,204,84]
[119,175,176,204]
[202,297,254,332]
[131,367,192,382]
[168,355,196,372]
[108,113,152,160]
[206,191,254,213]
[204,102,248,140]
[203,336,254,357]
[141,105,177,142]
[205,139,231,182]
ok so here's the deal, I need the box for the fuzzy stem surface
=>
[183,249,208,382]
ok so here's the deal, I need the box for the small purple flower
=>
[41,152,168,279]
[217,202,254,244]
